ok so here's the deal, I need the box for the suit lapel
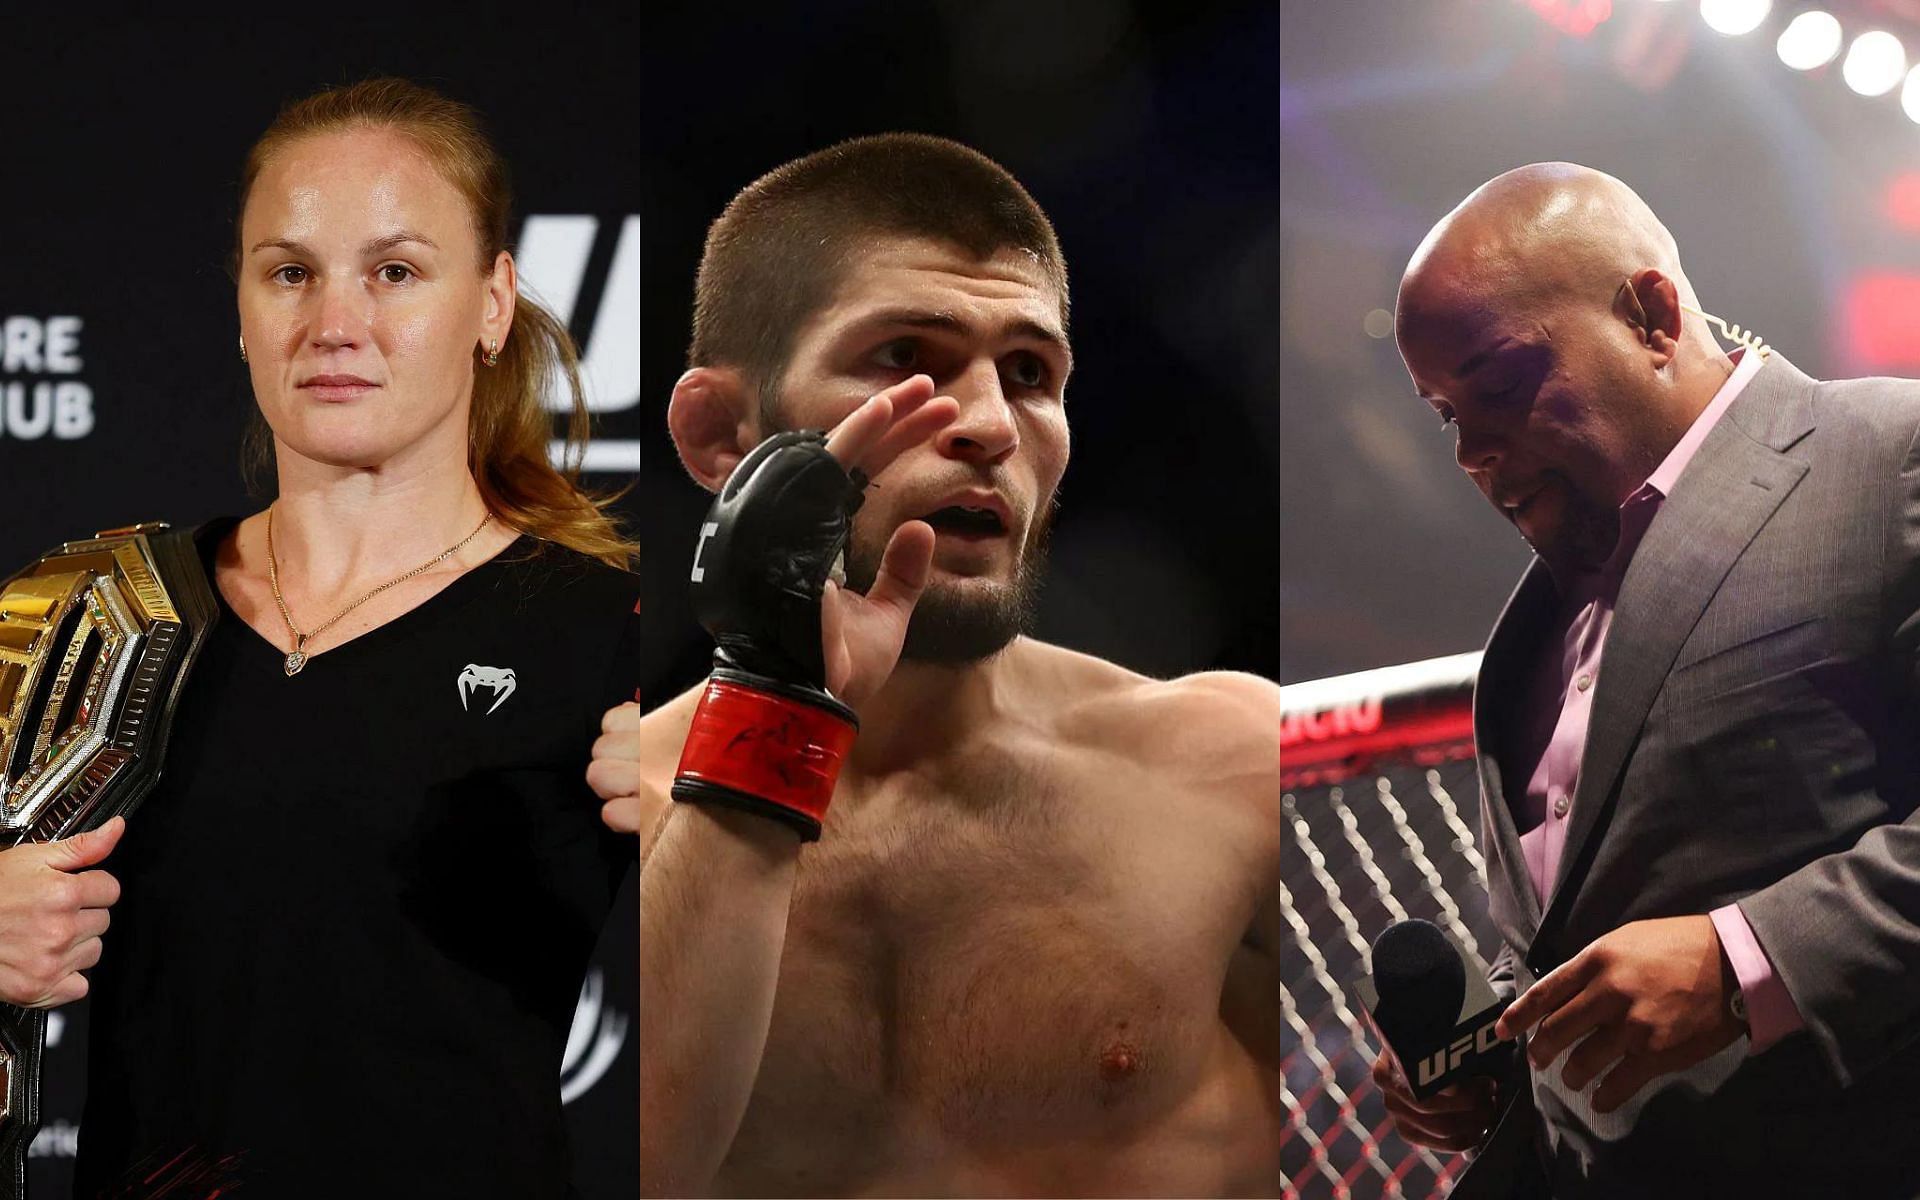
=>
[1541,356,1818,924]
[1476,560,1558,941]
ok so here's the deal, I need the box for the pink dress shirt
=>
[1509,347,1803,1052]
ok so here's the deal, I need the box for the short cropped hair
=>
[690,133,1068,397]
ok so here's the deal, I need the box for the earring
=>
[239,335,248,364]
[484,339,500,368]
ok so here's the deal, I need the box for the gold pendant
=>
[284,649,307,676]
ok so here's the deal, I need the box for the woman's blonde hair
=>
[234,77,635,569]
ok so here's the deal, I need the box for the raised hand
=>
[816,373,958,709]
[667,375,958,843]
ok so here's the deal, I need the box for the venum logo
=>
[561,967,630,1104]
[1,316,94,442]
[457,664,518,714]
[516,216,641,476]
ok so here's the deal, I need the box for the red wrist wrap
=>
[674,677,857,829]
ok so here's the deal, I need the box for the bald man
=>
[1379,162,1920,1197]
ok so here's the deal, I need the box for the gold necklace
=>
[266,506,493,676]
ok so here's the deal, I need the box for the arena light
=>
[1843,30,1907,96]
[1886,171,1920,231]
[1699,0,1771,37]
[1518,0,1614,38]
[1904,65,1920,122]
[1776,10,1843,70]
[1844,273,1920,369]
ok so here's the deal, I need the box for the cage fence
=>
[1278,652,1496,1199]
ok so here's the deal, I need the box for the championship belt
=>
[0,523,216,1197]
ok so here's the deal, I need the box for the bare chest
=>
[725,761,1253,1181]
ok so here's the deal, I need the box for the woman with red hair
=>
[74,78,639,1198]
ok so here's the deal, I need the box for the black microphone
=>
[1354,918,1514,1099]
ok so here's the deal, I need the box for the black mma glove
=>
[671,431,868,841]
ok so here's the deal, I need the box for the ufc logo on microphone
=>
[1416,1015,1503,1087]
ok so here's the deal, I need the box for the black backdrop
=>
[3,12,640,1196]
[5,2,1278,1194]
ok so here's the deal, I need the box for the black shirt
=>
[74,519,640,1199]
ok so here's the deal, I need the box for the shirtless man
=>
[592,134,1280,1197]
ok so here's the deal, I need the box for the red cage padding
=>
[1281,651,1479,790]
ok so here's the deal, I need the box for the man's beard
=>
[1530,474,1622,576]
[760,390,1055,664]
[843,498,1055,665]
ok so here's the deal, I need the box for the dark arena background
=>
[1284,0,1920,685]
[3,3,1278,1197]
[1284,1,1920,1195]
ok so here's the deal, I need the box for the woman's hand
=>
[0,818,124,1008]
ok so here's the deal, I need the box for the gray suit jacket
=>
[1452,355,1920,1199]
